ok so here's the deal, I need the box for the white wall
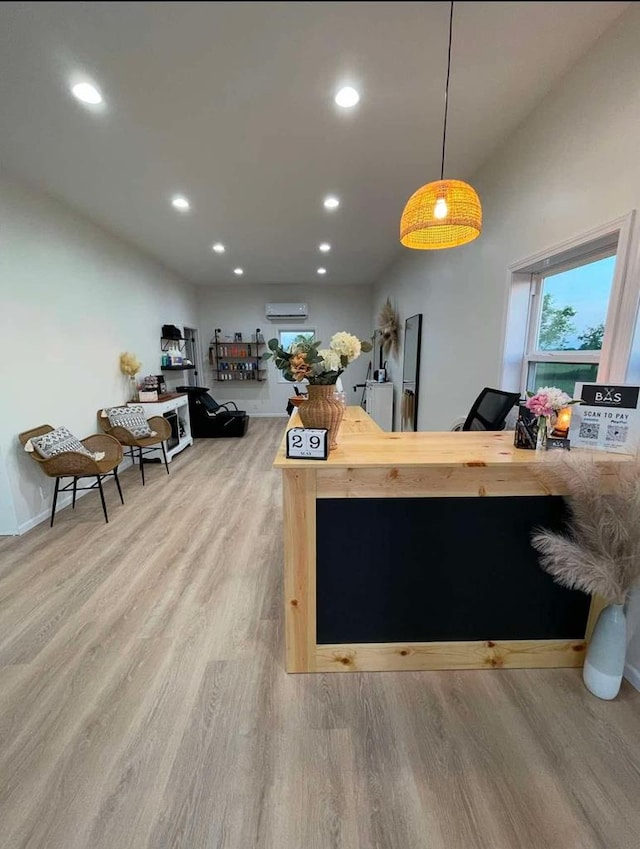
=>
[0,172,198,533]
[194,284,373,416]
[0,447,18,535]
[374,2,640,433]
[373,3,640,687]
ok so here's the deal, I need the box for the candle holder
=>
[551,406,572,438]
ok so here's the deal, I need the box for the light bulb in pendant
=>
[434,197,448,219]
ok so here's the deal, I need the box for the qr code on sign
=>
[579,422,600,440]
[606,423,628,444]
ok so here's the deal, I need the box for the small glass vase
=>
[128,375,139,402]
[536,415,549,450]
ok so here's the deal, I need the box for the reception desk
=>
[274,407,628,673]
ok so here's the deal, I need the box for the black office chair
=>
[460,387,521,431]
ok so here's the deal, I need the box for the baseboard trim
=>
[18,458,133,535]
[624,661,640,692]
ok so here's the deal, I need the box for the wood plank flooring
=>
[1,417,639,849]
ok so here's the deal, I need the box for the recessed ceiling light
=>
[71,82,103,105]
[171,195,190,211]
[319,243,331,253]
[234,268,244,276]
[212,243,225,253]
[335,86,360,108]
[317,267,327,275]
[323,196,340,210]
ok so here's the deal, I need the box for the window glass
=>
[535,255,615,352]
[279,330,315,350]
[527,362,599,396]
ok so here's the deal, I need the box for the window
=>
[503,214,638,400]
[278,329,315,351]
[276,329,316,383]
[524,252,616,395]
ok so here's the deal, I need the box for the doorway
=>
[183,327,201,387]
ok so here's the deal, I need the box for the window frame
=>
[522,247,615,392]
[275,328,316,384]
[501,212,638,397]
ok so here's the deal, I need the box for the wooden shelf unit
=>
[161,364,195,371]
[209,328,267,382]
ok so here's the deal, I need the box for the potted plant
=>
[264,332,371,449]
[531,452,640,699]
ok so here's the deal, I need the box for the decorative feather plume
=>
[531,452,640,604]
[377,298,399,357]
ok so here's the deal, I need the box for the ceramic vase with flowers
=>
[525,386,580,449]
[532,452,640,700]
[263,332,372,450]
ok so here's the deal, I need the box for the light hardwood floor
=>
[1,417,639,849]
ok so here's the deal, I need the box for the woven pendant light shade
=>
[400,179,482,250]
[400,3,482,251]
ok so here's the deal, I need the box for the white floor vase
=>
[583,603,627,700]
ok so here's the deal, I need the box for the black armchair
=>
[176,386,249,438]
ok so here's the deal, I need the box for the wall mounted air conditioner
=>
[265,302,308,320]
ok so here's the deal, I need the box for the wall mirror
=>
[401,314,422,431]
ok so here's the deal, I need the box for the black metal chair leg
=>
[161,441,170,475]
[50,478,60,527]
[129,446,135,464]
[114,467,124,504]
[139,447,145,485]
[97,475,109,523]
[72,477,78,508]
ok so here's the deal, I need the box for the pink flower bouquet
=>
[525,386,581,446]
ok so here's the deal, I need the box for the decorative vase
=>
[583,603,627,700]
[129,375,139,402]
[536,415,549,450]
[298,384,345,450]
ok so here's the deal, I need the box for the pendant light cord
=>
[440,1,454,181]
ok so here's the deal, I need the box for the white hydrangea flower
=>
[537,386,572,410]
[330,332,361,363]
[318,348,341,372]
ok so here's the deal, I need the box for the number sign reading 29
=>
[286,428,328,460]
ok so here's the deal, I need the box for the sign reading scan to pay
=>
[571,383,640,453]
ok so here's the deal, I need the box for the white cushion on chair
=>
[106,405,157,438]
[29,426,93,459]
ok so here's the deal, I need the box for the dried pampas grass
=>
[531,452,640,604]
[377,298,399,358]
[119,352,141,376]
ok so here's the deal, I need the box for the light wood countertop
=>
[274,406,631,470]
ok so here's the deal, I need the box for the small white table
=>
[129,393,193,462]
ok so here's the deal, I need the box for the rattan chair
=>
[98,409,171,485]
[18,425,124,526]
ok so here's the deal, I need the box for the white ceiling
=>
[0,1,628,287]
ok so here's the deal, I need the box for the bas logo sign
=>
[595,389,622,403]
[581,384,639,408]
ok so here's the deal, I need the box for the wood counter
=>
[274,407,628,674]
